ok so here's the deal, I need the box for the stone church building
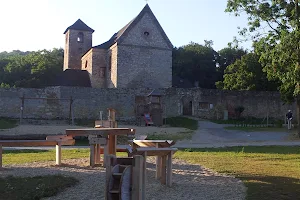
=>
[62,4,173,88]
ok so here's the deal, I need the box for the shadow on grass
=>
[3,149,49,154]
[181,146,300,154]
[0,175,78,200]
[241,175,300,200]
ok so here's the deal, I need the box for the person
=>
[286,110,293,130]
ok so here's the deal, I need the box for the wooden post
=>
[20,94,25,124]
[103,143,108,167]
[69,96,73,125]
[105,155,115,200]
[156,156,162,180]
[56,143,62,166]
[132,155,144,200]
[142,152,147,200]
[166,151,173,187]
[155,143,161,180]
[90,144,95,167]
[161,155,167,185]
[0,144,2,169]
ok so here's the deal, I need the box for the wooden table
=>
[66,128,135,166]
[132,140,176,180]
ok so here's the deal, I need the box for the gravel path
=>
[0,158,246,200]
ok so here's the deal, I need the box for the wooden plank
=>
[89,137,107,145]
[133,140,175,148]
[166,151,173,187]
[132,147,178,157]
[161,155,167,185]
[46,135,73,141]
[0,139,75,147]
[56,144,61,166]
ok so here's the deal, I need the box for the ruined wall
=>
[0,87,295,121]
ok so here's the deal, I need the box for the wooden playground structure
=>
[1,108,178,200]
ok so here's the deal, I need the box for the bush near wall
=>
[165,117,198,130]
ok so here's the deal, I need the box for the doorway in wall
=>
[183,99,193,115]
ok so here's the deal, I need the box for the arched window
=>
[77,32,84,43]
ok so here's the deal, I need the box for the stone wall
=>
[82,48,107,88]
[117,45,172,88]
[0,87,295,122]
[64,30,93,70]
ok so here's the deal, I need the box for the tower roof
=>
[64,19,94,34]
[94,4,172,49]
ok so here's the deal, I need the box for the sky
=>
[0,0,253,52]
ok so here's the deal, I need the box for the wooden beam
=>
[90,144,95,167]
[56,144,61,166]
[132,155,144,200]
[161,155,167,185]
[166,151,173,187]
[0,139,75,147]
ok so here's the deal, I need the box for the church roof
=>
[54,69,91,87]
[64,19,95,34]
[94,4,172,49]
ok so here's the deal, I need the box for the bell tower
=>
[63,19,94,71]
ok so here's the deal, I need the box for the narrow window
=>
[77,32,84,43]
[85,60,88,68]
[100,68,106,78]
[109,55,112,71]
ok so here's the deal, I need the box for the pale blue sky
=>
[0,0,252,52]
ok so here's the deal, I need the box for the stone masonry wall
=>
[82,49,107,88]
[109,44,118,88]
[0,87,296,122]
[120,12,171,49]
[117,45,172,88]
[64,30,93,70]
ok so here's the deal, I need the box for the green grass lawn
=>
[0,175,78,200]
[0,118,18,129]
[2,147,300,200]
[175,146,300,200]
[165,116,198,130]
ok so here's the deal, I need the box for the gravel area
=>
[0,158,246,200]
[0,124,190,137]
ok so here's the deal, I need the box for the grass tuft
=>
[165,117,198,130]
[0,118,18,129]
[0,175,78,200]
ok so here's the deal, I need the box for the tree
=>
[0,48,63,88]
[216,53,279,90]
[217,47,247,74]
[173,42,219,88]
[226,0,300,136]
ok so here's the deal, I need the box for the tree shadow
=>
[182,146,300,154]
[240,175,300,200]
[3,149,49,154]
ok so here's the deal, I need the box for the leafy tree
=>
[173,42,219,89]
[216,53,279,91]
[217,47,247,74]
[0,48,63,88]
[226,0,300,136]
